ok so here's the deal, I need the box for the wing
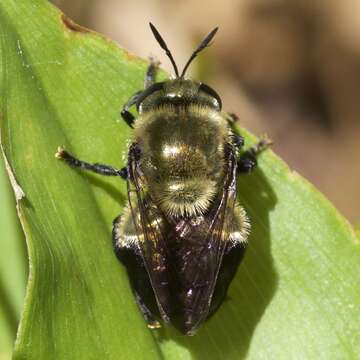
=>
[127,142,238,335]
[127,143,174,322]
[169,144,238,334]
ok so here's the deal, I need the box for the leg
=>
[113,212,161,329]
[134,291,161,329]
[114,245,161,329]
[144,58,159,89]
[226,112,239,125]
[228,113,244,149]
[120,59,159,128]
[209,203,249,317]
[120,91,142,129]
[237,137,272,174]
[231,133,244,150]
[55,147,128,179]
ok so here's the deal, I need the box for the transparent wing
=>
[170,145,238,333]
[127,143,174,321]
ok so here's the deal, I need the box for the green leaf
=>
[0,157,27,360]
[1,1,359,359]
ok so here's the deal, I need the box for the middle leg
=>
[237,138,272,174]
[56,147,128,179]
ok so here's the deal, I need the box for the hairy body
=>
[56,24,270,335]
[134,104,228,217]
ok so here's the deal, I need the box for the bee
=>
[56,23,270,335]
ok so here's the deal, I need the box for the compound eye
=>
[199,83,222,110]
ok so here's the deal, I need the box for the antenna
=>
[149,23,179,77]
[181,27,218,78]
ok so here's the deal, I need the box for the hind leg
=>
[209,203,249,317]
[112,207,161,329]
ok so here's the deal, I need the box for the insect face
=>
[138,79,221,113]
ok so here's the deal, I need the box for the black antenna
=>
[149,23,179,77]
[181,27,219,78]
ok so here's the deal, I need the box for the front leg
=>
[120,91,142,129]
[55,147,128,179]
[144,58,160,89]
[120,59,160,128]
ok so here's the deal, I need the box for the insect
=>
[56,23,270,335]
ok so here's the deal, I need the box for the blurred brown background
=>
[51,0,360,223]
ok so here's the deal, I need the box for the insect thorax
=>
[133,104,230,217]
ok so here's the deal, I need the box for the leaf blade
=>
[1,1,359,359]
